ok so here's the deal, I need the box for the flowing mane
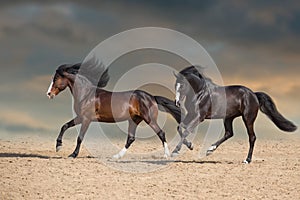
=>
[55,56,109,88]
[179,65,216,86]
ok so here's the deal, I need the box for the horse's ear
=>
[62,71,76,80]
[72,63,81,71]
[65,63,80,75]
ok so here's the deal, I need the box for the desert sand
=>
[0,134,299,200]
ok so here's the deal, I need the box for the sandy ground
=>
[0,135,299,200]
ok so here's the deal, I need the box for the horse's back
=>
[225,85,259,117]
[110,89,156,119]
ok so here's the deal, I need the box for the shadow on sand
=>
[0,153,51,159]
[0,152,95,159]
[108,159,223,166]
[0,153,234,165]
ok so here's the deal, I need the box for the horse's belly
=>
[95,103,131,122]
[95,107,131,122]
[205,112,225,119]
[205,103,241,119]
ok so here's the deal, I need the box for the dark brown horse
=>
[47,61,189,159]
[173,66,297,163]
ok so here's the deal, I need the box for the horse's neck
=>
[69,75,96,104]
[189,77,205,94]
[186,77,217,106]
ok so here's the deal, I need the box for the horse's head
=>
[47,64,79,99]
[174,67,206,107]
[174,72,190,107]
[46,71,69,99]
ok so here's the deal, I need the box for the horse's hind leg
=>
[206,117,234,156]
[147,120,170,158]
[141,101,170,158]
[56,116,81,152]
[242,106,258,164]
[113,117,142,159]
[242,116,257,164]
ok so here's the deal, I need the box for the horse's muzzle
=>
[47,92,55,99]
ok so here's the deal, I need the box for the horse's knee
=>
[177,125,182,132]
[225,131,233,139]
[181,130,190,138]
[179,122,187,130]
[60,123,69,133]
[185,125,195,134]
[249,135,256,143]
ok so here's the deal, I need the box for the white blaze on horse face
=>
[175,83,181,103]
[47,81,54,99]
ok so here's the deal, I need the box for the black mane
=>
[178,65,216,86]
[55,57,109,88]
[179,65,202,76]
[56,63,81,76]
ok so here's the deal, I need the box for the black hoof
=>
[206,150,213,156]
[187,143,194,150]
[243,159,251,164]
[206,145,217,156]
[56,145,62,152]
[56,140,62,152]
[68,153,77,158]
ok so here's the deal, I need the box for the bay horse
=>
[46,60,192,159]
[173,66,297,163]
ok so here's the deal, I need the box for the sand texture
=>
[0,136,299,199]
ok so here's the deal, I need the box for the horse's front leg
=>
[172,115,200,156]
[177,125,194,150]
[56,116,81,152]
[68,118,90,158]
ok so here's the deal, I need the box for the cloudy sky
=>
[0,0,299,141]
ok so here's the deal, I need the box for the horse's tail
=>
[154,96,182,124]
[255,92,297,132]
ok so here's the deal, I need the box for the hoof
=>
[243,160,250,164]
[188,143,194,150]
[171,151,180,157]
[112,153,121,159]
[112,148,127,159]
[68,153,77,158]
[56,145,62,152]
[164,150,170,158]
[206,145,216,156]
[163,150,170,159]
[206,150,213,156]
